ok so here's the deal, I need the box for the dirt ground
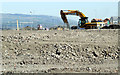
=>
[0,29,119,73]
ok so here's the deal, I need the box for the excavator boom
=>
[60,10,87,28]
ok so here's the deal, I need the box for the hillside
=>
[1,13,77,29]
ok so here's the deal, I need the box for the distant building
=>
[119,17,120,24]
[119,1,120,24]
[110,16,118,24]
[103,18,110,25]
[37,24,43,30]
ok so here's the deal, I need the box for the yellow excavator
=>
[60,10,105,29]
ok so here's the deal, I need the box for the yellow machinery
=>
[60,10,105,29]
[57,27,63,30]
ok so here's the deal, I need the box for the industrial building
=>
[118,1,120,24]
[110,16,118,24]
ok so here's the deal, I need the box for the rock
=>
[92,52,98,57]
[56,49,61,55]
[19,33,21,35]
[86,67,92,71]
[54,33,57,35]
[20,61,25,65]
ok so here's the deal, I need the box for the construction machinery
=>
[60,10,105,29]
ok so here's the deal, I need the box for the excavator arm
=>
[60,10,87,28]
[60,10,69,28]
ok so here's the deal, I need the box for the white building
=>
[110,16,118,24]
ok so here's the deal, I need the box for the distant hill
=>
[0,13,77,29]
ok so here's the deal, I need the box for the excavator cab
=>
[78,17,88,27]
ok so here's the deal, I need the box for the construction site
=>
[0,1,120,74]
[2,10,120,31]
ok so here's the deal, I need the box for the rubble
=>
[1,29,119,73]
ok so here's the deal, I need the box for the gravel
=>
[0,29,119,73]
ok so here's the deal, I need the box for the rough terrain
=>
[0,29,119,73]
